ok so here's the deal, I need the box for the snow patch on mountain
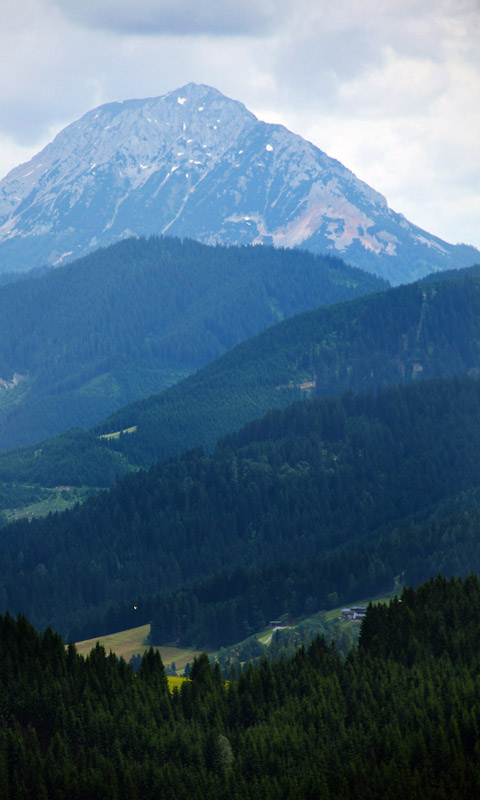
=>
[0,82,477,283]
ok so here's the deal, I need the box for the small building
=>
[341,606,367,621]
[351,606,367,616]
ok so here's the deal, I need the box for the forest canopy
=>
[2,373,480,642]
[1,575,480,798]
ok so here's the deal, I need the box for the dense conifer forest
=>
[0,235,383,450]
[2,575,480,798]
[1,244,480,795]
[2,265,480,490]
[3,373,480,641]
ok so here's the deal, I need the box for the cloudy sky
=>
[2,0,479,248]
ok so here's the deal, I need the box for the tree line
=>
[2,575,480,798]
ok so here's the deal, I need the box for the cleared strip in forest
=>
[74,623,203,669]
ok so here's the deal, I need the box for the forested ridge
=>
[3,373,480,641]
[1,253,480,796]
[2,575,480,798]
[146,487,480,650]
[0,235,381,451]
[2,264,480,489]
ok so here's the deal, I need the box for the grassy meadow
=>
[98,425,137,441]
[3,485,93,522]
[74,623,203,673]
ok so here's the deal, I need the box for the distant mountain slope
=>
[3,373,480,639]
[97,265,480,464]
[1,264,480,488]
[0,235,384,450]
[0,83,477,284]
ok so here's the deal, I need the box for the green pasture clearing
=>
[75,623,203,670]
[257,631,274,644]
[167,676,188,690]
[156,645,205,672]
[75,624,151,660]
[3,485,93,522]
[255,581,403,645]
[74,581,402,673]
[321,584,402,623]
[98,425,137,441]
[257,625,293,646]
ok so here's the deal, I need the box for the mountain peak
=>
[0,84,477,283]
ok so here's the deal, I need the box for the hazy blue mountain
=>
[0,235,384,450]
[0,83,477,284]
[1,264,480,489]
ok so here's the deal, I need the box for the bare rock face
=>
[0,83,477,284]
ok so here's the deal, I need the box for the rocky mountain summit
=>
[0,83,477,283]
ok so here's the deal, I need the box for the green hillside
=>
[1,265,479,489]
[0,235,383,451]
[3,373,480,641]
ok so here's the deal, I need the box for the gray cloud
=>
[53,0,288,36]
